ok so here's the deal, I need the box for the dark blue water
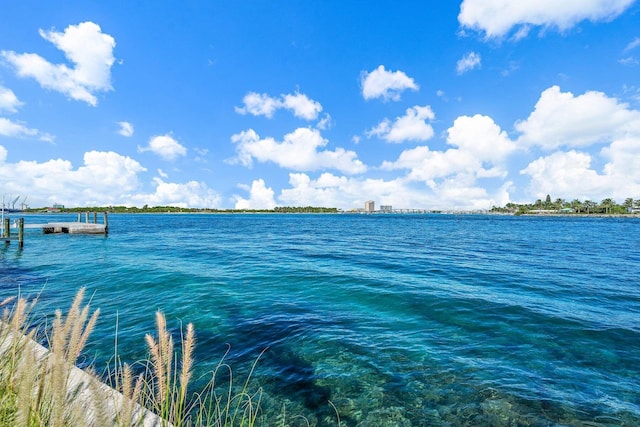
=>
[1,213,639,426]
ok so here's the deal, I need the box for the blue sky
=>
[1,1,640,210]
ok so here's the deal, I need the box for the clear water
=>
[1,213,639,426]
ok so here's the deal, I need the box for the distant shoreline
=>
[13,210,640,218]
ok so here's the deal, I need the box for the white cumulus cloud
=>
[515,85,640,149]
[0,147,220,208]
[281,92,323,120]
[1,21,116,106]
[517,85,640,201]
[235,91,322,120]
[459,0,635,39]
[117,121,134,137]
[456,52,481,75]
[0,86,23,113]
[130,177,222,208]
[230,127,366,174]
[367,105,435,143]
[234,179,276,210]
[0,150,146,206]
[361,65,419,101]
[277,172,510,211]
[0,117,54,142]
[382,114,515,184]
[138,134,187,161]
[448,114,516,161]
[520,151,612,201]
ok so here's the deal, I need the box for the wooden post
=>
[77,213,81,222]
[104,212,109,235]
[85,212,89,223]
[3,217,9,242]
[93,212,97,224]
[18,218,24,248]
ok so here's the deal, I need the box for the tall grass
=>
[0,288,269,427]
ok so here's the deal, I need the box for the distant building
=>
[380,205,392,212]
[364,200,375,212]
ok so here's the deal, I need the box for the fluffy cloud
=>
[0,150,145,206]
[520,151,612,200]
[0,86,22,113]
[117,121,134,137]
[382,146,491,183]
[1,22,115,106]
[459,0,635,39]
[277,172,510,211]
[518,86,640,201]
[0,147,220,208]
[382,114,514,182]
[361,65,419,101]
[281,92,323,120]
[130,177,222,208]
[515,86,640,149]
[456,52,481,74]
[0,118,38,138]
[235,91,322,120]
[234,179,276,209]
[278,172,413,209]
[0,117,54,142]
[448,114,515,161]
[602,137,640,177]
[138,134,187,161]
[230,127,366,174]
[367,105,435,143]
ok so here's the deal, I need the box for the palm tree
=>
[584,200,596,214]
[571,199,583,213]
[600,198,615,214]
[624,198,634,213]
[554,198,564,210]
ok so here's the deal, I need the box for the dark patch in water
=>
[193,305,341,421]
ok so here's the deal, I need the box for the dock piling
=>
[3,217,9,242]
[18,218,24,248]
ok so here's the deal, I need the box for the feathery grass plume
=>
[177,322,195,419]
[116,363,145,426]
[87,366,113,427]
[0,296,19,425]
[41,287,99,426]
[145,310,181,423]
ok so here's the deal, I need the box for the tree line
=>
[27,205,340,214]
[491,194,640,215]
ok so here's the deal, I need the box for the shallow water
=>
[1,213,639,426]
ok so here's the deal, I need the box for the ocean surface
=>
[1,213,639,426]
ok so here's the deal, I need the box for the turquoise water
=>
[1,213,639,426]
